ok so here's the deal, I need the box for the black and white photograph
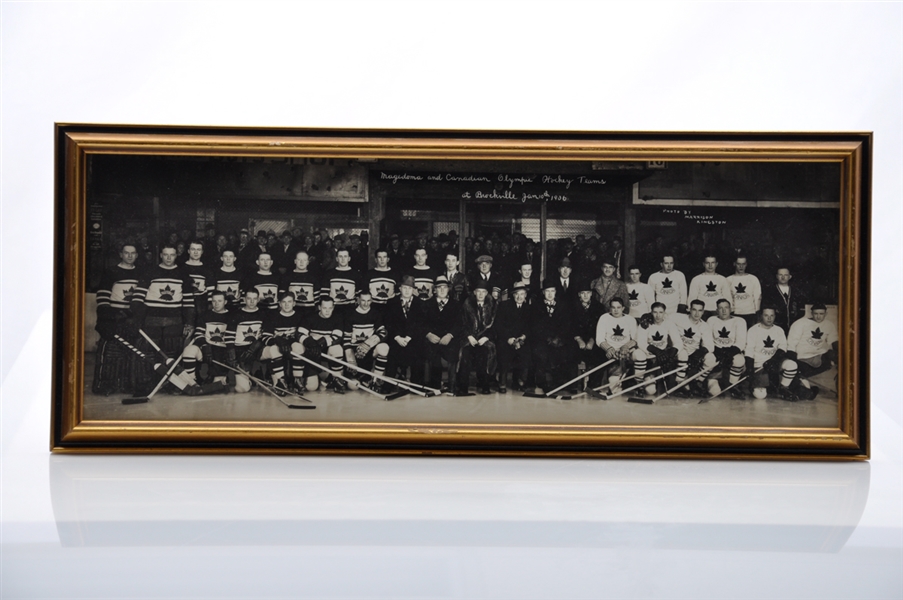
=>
[75,135,851,433]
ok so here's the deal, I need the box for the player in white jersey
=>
[632,302,682,397]
[625,265,655,318]
[787,303,837,390]
[670,299,717,397]
[595,297,638,394]
[646,255,688,316]
[688,255,731,319]
[706,298,748,398]
[745,307,813,401]
[726,255,761,328]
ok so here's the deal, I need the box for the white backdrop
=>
[1,3,901,597]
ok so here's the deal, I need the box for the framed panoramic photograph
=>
[51,125,870,459]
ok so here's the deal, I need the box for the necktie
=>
[403,300,410,317]
[563,279,568,292]
[546,302,554,315]
[438,300,446,310]
[477,303,484,329]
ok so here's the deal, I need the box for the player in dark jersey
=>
[213,249,243,308]
[405,247,439,300]
[321,249,364,317]
[92,243,141,395]
[366,248,399,310]
[257,292,306,394]
[227,289,266,393]
[280,250,320,319]
[343,292,390,391]
[241,252,281,312]
[130,245,196,360]
[181,290,232,387]
[293,297,348,393]
[182,240,215,316]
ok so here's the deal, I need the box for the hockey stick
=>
[616,367,680,404]
[112,334,194,391]
[592,366,662,393]
[212,360,315,409]
[372,374,441,396]
[320,353,428,397]
[291,352,389,400]
[635,367,712,405]
[545,359,616,397]
[698,367,764,404]
[121,354,185,405]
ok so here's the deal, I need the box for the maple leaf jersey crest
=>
[261,289,276,303]
[373,283,391,299]
[612,325,625,338]
[236,324,261,344]
[628,289,639,301]
[683,327,695,339]
[191,275,206,292]
[417,283,431,298]
[735,282,747,294]
[288,283,314,303]
[651,331,664,342]
[224,286,237,300]
[718,327,731,338]
[811,327,824,339]
[110,282,136,304]
[662,277,673,289]
[158,284,176,302]
[705,280,718,293]
[205,323,227,345]
[763,335,775,348]
[334,285,349,300]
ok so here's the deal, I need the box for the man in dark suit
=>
[421,275,462,393]
[383,275,426,384]
[761,266,808,334]
[553,258,579,304]
[496,281,532,392]
[467,255,503,301]
[530,278,575,393]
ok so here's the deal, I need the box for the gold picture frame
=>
[52,125,870,459]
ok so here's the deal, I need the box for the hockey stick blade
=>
[121,396,149,405]
[385,389,409,401]
[288,404,317,410]
[627,396,655,405]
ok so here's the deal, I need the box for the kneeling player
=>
[707,298,748,398]
[344,292,390,391]
[228,289,266,393]
[181,290,233,393]
[671,299,717,397]
[595,297,638,395]
[787,303,836,395]
[745,307,814,401]
[258,292,305,395]
[292,297,347,393]
[632,302,682,397]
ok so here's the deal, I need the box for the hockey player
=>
[625,265,655,318]
[182,240,215,315]
[787,303,837,388]
[688,256,731,320]
[421,276,461,393]
[258,292,306,394]
[670,299,717,397]
[180,290,232,389]
[93,243,141,395]
[496,281,532,393]
[726,255,762,328]
[632,302,682,397]
[706,298,748,398]
[130,245,195,357]
[367,249,399,310]
[227,289,266,393]
[280,251,320,318]
[293,297,348,393]
[647,255,688,316]
[343,291,390,391]
[241,252,281,312]
[745,306,812,401]
[457,280,498,395]
[320,248,364,316]
[595,297,638,395]
[213,249,243,308]
[405,247,439,300]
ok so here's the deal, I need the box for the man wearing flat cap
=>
[457,279,498,395]
[467,254,502,301]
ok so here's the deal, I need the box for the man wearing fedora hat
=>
[496,281,533,392]
[422,275,462,393]
[457,279,498,395]
[383,274,426,385]
[530,278,575,394]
